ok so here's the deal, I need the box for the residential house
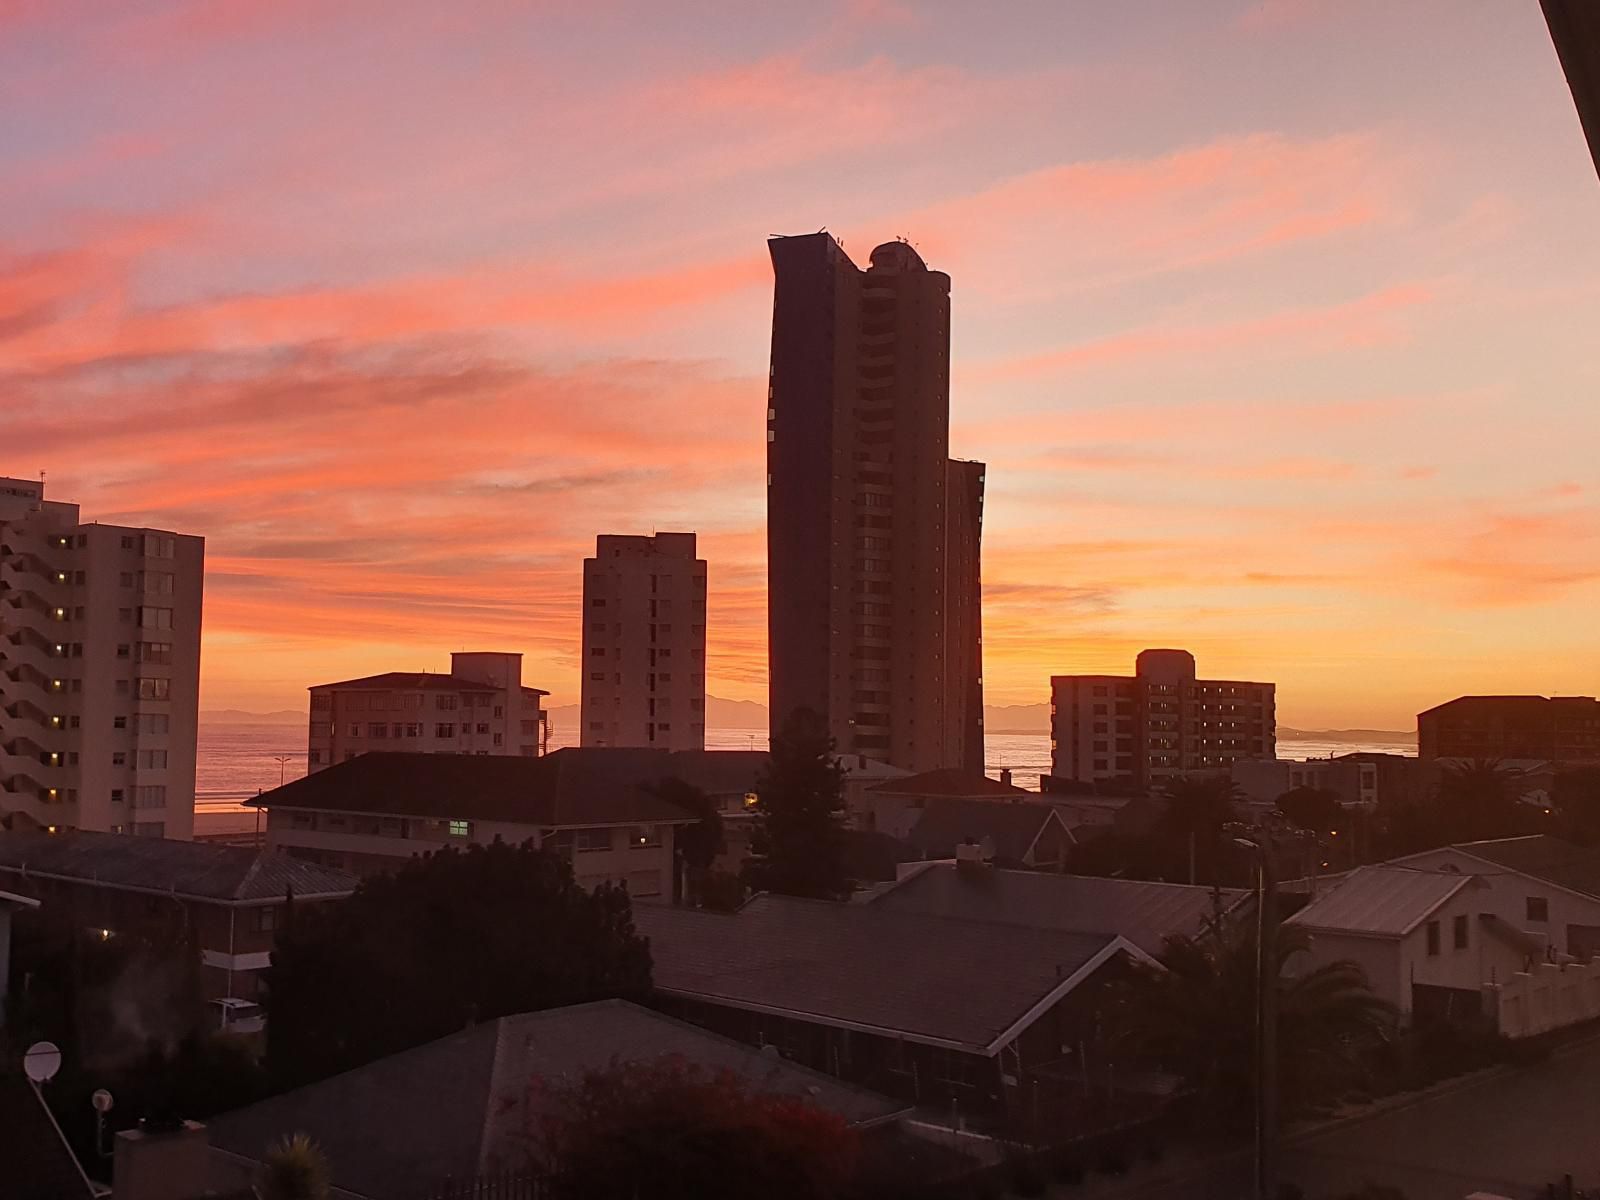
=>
[634,894,1155,1120]
[1232,753,1429,811]
[251,748,702,900]
[857,767,1032,840]
[867,862,1247,957]
[0,830,357,1017]
[207,999,907,1200]
[902,799,1076,869]
[664,749,767,866]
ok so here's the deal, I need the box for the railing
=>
[427,1172,553,1200]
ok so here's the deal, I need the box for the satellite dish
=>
[92,1089,114,1114]
[24,1041,62,1083]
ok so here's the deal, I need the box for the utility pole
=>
[1232,831,1281,1200]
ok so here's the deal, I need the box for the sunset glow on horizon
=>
[6,0,1599,729]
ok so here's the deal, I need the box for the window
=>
[133,785,166,809]
[590,598,606,607]
[576,828,612,852]
[448,819,471,838]
[140,570,175,595]
[139,750,167,770]
[1426,920,1441,956]
[493,705,503,718]
[1453,914,1469,950]
[435,723,456,738]
[116,644,130,659]
[112,752,127,766]
[492,733,503,746]
[588,721,604,732]
[403,722,422,737]
[113,716,128,730]
[137,606,174,630]
[110,788,125,804]
[137,642,173,664]
[476,722,489,734]
[257,907,278,933]
[348,723,361,738]
[589,622,607,633]
[590,647,606,657]
[631,825,662,849]
[369,723,388,738]
[310,694,331,711]
[437,695,457,710]
[309,750,322,765]
[119,571,135,587]
[120,535,136,550]
[141,534,175,559]
[588,672,605,682]
[1527,897,1549,923]
[136,677,170,700]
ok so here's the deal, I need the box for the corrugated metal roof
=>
[1287,866,1473,937]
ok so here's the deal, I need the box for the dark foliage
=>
[649,776,722,905]
[535,1057,859,1200]
[697,868,746,912]
[265,840,650,1087]
[1066,776,1255,887]
[747,707,850,899]
[1276,787,1345,836]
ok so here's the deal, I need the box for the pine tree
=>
[747,708,849,899]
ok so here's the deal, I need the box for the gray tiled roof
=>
[0,830,359,903]
[251,748,702,828]
[867,864,1247,956]
[208,999,904,1200]
[903,800,1067,862]
[1287,866,1473,937]
[635,894,1133,1054]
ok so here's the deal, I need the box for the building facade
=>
[766,233,984,774]
[308,652,546,772]
[1050,649,1275,790]
[580,533,706,751]
[1232,751,1428,811]
[1,476,203,839]
[1417,695,1600,763]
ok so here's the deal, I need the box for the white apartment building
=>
[307,651,547,772]
[0,476,203,839]
[580,533,707,752]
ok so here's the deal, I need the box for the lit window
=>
[448,819,471,838]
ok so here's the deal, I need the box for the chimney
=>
[999,768,1013,787]
[114,1121,210,1200]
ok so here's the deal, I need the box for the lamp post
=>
[1232,834,1280,1200]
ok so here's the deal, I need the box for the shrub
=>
[1009,1160,1047,1197]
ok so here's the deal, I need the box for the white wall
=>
[1393,848,1600,958]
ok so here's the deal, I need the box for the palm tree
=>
[1114,920,1394,1126]
[1435,758,1525,842]
[257,1133,331,1200]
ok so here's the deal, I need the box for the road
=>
[1282,1037,1600,1199]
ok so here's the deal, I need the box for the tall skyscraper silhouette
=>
[766,233,983,773]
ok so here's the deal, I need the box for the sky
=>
[4,0,1599,730]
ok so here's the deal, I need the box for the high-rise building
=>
[0,476,204,838]
[307,651,547,772]
[1049,649,1275,790]
[580,533,706,751]
[766,232,984,773]
[1418,695,1600,763]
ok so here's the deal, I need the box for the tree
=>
[265,841,651,1087]
[535,1057,859,1200]
[1276,787,1344,837]
[258,1133,332,1200]
[649,776,722,906]
[1435,759,1529,843]
[1554,766,1600,844]
[747,708,849,899]
[1114,920,1394,1126]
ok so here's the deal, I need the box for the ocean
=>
[194,722,1417,809]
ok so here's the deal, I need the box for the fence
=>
[1484,958,1600,1039]
[427,1171,552,1200]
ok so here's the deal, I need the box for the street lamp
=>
[1232,834,1279,1200]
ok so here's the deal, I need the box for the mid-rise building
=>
[766,232,984,774]
[308,651,546,772]
[580,533,706,751]
[1417,695,1600,763]
[0,476,203,839]
[1049,649,1275,789]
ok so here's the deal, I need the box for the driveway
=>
[1282,1037,1600,1199]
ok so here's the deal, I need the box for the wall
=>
[1486,958,1600,1038]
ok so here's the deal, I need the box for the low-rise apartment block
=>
[1050,649,1274,790]
[308,651,547,772]
[253,748,703,899]
[1418,695,1600,763]
[1,476,203,839]
[580,532,707,752]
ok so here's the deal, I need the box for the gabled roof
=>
[903,800,1070,863]
[1287,866,1476,938]
[0,830,359,904]
[1415,835,1600,901]
[208,999,904,1200]
[312,672,501,692]
[868,768,1028,798]
[250,749,702,828]
[635,894,1149,1055]
[868,864,1247,956]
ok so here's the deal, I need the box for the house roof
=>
[0,830,359,905]
[250,749,705,828]
[1430,835,1600,900]
[207,999,904,1200]
[313,672,502,692]
[903,799,1068,863]
[634,894,1145,1055]
[664,750,768,796]
[1287,866,1475,938]
[868,768,1029,798]
[867,864,1247,956]
[0,1077,95,1200]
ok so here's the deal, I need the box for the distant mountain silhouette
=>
[544,695,769,733]
[201,709,307,725]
